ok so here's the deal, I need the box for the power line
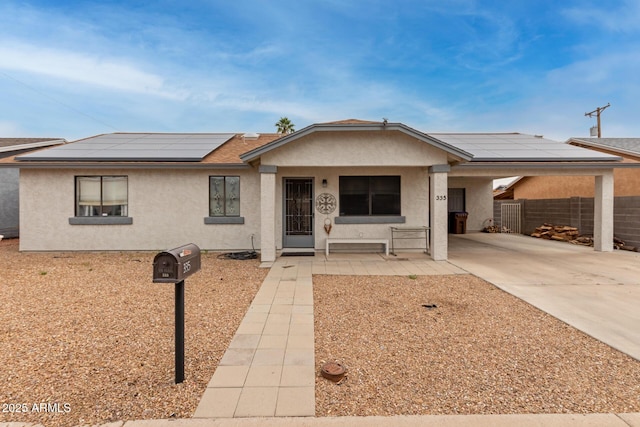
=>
[0,70,121,132]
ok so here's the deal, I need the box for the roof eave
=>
[468,156,622,163]
[0,161,251,170]
[452,160,624,170]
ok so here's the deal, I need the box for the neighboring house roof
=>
[0,138,66,153]
[567,137,640,159]
[431,133,620,162]
[240,120,474,163]
[493,177,525,200]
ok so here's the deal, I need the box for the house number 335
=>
[436,195,447,200]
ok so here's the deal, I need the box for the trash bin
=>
[449,212,468,234]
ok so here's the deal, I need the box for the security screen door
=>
[283,178,314,247]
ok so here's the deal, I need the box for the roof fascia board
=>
[469,156,622,162]
[450,162,621,177]
[452,161,620,170]
[0,162,251,170]
[0,139,66,154]
[240,122,474,162]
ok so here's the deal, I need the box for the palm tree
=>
[275,117,295,135]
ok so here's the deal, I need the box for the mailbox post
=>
[153,243,201,384]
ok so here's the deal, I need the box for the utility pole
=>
[585,103,610,138]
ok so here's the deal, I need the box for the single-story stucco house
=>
[0,137,66,238]
[0,119,623,262]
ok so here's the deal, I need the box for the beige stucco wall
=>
[261,131,448,167]
[20,168,261,251]
[448,177,494,231]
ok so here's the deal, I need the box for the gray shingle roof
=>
[0,138,64,149]
[568,138,640,156]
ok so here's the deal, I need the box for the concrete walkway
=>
[194,259,316,418]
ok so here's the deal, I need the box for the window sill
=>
[69,217,133,225]
[335,216,405,224]
[204,216,245,224]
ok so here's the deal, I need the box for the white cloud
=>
[0,42,187,100]
[562,1,640,33]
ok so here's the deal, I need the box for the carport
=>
[448,232,640,361]
[433,133,622,258]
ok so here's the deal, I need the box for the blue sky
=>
[1,0,638,141]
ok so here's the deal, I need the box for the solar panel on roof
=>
[428,133,620,161]
[15,133,236,162]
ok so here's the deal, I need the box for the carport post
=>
[429,165,450,261]
[594,172,614,252]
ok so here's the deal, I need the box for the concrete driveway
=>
[447,232,640,361]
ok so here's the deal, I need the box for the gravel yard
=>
[0,238,267,427]
[314,274,640,416]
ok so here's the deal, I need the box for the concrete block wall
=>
[521,199,572,234]
[614,197,640,248]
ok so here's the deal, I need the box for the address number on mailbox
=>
[153,243,201,283]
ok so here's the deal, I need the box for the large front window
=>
[209,176,240,217]
[75,176,128,217]
[339,176,401,216]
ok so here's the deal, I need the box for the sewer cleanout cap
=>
[321,361,346,382]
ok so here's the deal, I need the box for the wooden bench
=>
[325,238,389,256]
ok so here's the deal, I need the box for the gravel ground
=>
[0,238,267,427]
[314,274,640,416]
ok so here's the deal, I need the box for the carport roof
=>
[429,133,621,162]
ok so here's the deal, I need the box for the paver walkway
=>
[194,252,466,418]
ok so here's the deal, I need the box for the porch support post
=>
[429,165,450,261]
[259,165,278,262]
[594,171,614,252]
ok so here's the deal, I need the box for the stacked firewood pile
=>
[531,223,637,251]
[531,224,579,241]
[571,235,636,251]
